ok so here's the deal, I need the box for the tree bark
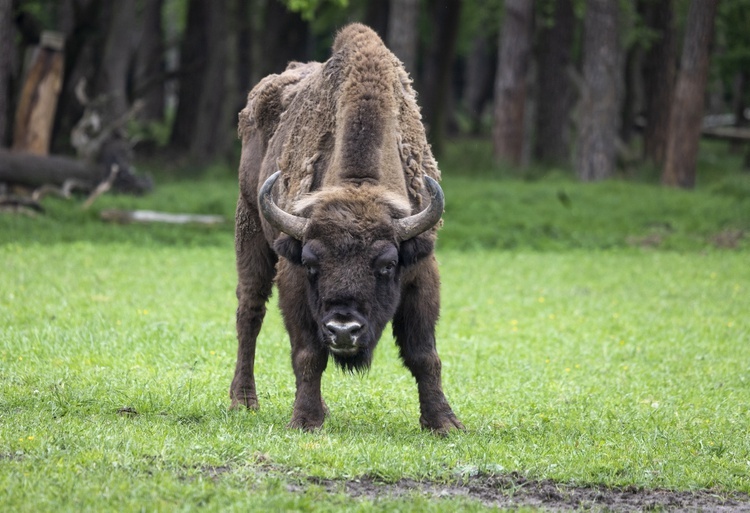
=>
[661,0,719,188]
[575,0,620,181]
[534,0,575,165]
[420,0,461,157]
[642,0,676,165]
[364,0,389,41]
[169,0,230,163]
[387,0,419,76]
[94,1,137,123]
[620,41,641,144]
[49,0,102,154]
[493,0,534,166]
[12,32,66,155]
[730,71,748,154]
[464,33,497,135]
[236,0,253,101]
[135,0,165,122]
[255,1,308,81]
[0,0,12,147]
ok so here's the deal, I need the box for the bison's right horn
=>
[393,176,444,241]
[259,171,310,240]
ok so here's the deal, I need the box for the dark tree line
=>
[0,0,747,189]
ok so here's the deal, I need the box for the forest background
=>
[0,0,748,187]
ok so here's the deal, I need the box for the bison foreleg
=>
[288,344,328,431]
[278,265,329,431]
[230,196,277,410]
[393,258,464,436]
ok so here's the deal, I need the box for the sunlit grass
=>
[2,242,749,510]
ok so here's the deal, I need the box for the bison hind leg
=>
[230,195,277,411]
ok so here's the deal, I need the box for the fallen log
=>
[0,195,45,216]
[700,126,750,143]
[0,147,152,194]
[0,149,104,188]
[100,209,225,225]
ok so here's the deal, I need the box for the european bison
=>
[230,23,462,435]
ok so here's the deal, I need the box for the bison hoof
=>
[287,416,325,432]
[421,414,465,436]
[229,389,259,410]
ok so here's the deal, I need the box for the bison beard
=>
[230,23,463,435]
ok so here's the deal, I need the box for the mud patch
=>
[290,473,750,512]
[710,229,744,249]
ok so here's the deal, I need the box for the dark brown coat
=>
[230,24,462,434]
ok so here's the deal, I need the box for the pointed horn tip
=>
[259,170,309,240]
[258,170,281,220]
[394,175,444,242]
[423,175,444,206]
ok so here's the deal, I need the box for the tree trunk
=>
[661,0,719,188]
[236,0,253,101]
[387,0,419,76]
[730,71,748,154]
[255,1,308,81]
[575,0,620,181]
[0,0,12,147]
[420,0,461,157]
[49,0,102,155]
[135,0,165,122]
[493,0,534,166]
[642,0,676,165]
[54,0,76,35]
[94,1,137,123]
[169,0,230,163]
[464,33,497,135]
[620,42,641,144]
[12,32,66,155]
[534,0,575,165]
[364,0,389,41]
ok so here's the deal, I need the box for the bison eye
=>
[300,246,320,278]
[301,255,319,277]
[378,261,396,276]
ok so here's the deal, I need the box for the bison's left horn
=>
[393,176,444,241]
[259,171,310,240]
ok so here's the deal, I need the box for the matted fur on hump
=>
[328,24,399,184]
[238,23,440,209]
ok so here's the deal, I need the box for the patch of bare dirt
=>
[710,229,745,249]
[292,473,750,512]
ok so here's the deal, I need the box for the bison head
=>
[260,171,443,371]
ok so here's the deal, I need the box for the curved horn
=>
[259,171,309,240]
[393,176,444,241]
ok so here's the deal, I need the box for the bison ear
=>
[274,235,303,265]
[399,234,434,267]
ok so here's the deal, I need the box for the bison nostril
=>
[325,321,363,346]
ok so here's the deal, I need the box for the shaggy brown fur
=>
[231,23,462,435]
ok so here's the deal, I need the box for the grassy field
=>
[2,141,750,511]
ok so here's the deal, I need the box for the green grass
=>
[2,141,750,510]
